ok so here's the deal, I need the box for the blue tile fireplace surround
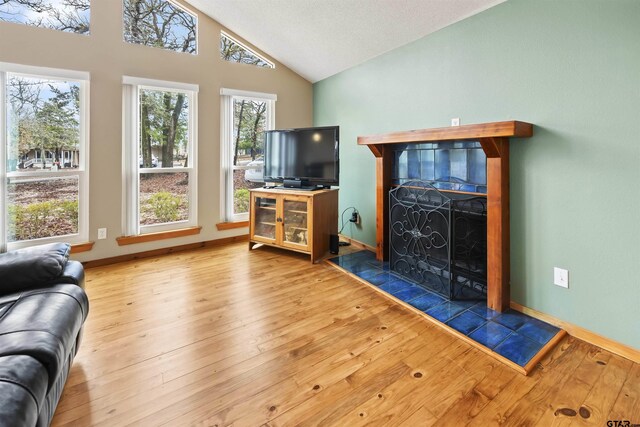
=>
[328,250,565,374]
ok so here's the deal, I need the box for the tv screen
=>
[264,126,339,186]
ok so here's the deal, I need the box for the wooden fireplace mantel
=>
[358,120,533,312]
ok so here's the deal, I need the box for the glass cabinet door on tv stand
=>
[281,196,310,251]
[252,196,277,244]
[248,188,338,263]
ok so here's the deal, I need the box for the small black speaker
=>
[329,234,339,254]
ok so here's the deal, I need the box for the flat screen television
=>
[263,126,339,188]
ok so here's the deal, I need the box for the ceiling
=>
[187,0,506,83]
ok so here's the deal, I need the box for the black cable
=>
[338,206,358,234]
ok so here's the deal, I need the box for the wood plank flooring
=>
[52,242,640,426]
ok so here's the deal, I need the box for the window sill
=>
[71,242,95,254]
[116,226,202,246]
[216,221,249,231]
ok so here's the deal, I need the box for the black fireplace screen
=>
[389,181,488,300]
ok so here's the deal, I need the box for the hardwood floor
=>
[52,242,639,426]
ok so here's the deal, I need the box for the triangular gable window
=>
[220,32,274,69]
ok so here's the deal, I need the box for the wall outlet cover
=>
[553,267,569,288]
[451,118,460,126]
[98,228,107,240]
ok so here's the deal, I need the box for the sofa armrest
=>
[47,260,85,289]
[0,243,71,295]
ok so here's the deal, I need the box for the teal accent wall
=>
[314,0,640,349]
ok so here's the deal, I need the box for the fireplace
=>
[390,181,487,300]
[359,121,533,312]
[330,121,571,375]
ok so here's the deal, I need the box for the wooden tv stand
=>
[249,188,338,263]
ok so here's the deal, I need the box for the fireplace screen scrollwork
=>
[389,181,488,300]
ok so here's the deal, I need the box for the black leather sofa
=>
[0,243,89,427]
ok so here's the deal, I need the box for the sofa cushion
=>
[0,243,71,295]
[0,355,48,427]
[0,284,88,389]
[47,260,85,289]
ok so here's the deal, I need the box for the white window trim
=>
[0,62,90,252]
[123,77,199,236]
[220,88,277,101]
[123,76,198,92]
[0,71,6,252]
[220,31,275,69]
[220,89,275,223]
[0,63,90,81]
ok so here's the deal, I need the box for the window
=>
[220,32,274,68]
[220,88,275,222]
[0,0,90,34]
[1,63,89,251]
[123,77,197,236]
[123,0,197,54]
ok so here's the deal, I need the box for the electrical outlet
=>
[98,228,107,240]
[553,267,569,288]
[451,118,460,127]
[349,211,361,224]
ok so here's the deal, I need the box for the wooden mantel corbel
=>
[358,121,533,312]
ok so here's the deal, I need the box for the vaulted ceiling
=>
[187,0,505,83]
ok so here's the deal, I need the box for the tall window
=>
[0,0,90,34]
[220,89,275,222]
[220,32,274,68]
[123,0,197,54]
[1,63,89,251]
[123,77,197,235]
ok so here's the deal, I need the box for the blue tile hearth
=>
[469,304,501,320]
[379,278,414,295]
[517,317,561,345]
[393,284,428,301]
[328,250,562,369]
[367,260,390,271]
[494,311,529,330]
[447,311,487,335]
[427,302,466,323]
[355,268,384,281]
[469,321,512,349]
[494,333,542,366]
[407,292,445,311]
[367,272,394,287]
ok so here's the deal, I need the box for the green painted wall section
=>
[314,0,640,349]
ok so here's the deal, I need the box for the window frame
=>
[0,62,90,252]
[122,0,199,55]
[220,88,276,223]
[123,76,198,236]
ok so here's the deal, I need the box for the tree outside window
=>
[7,77,80,171]
[123,77,197,235]
[220,91,274,223]
[1,67,88,247]
[138,88,191,227]
[231,98,268,214]
[7,77,81,242]
[123,0,197,54]
[0,0,90,34]
[220,32,273,68]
